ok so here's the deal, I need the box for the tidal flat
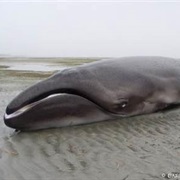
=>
[0,57,180,180]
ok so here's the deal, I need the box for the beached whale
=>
[4,56,180,131]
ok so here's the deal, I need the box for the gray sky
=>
[0,1,180,57]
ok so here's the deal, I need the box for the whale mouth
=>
[4,93,65,119]
[4,90,126,122]
[4,91,114,121]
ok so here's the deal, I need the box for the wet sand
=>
[0,58,180,180]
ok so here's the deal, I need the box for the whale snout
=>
[4,116,17,129]
[4,112,34,131]
[4,92,66,131]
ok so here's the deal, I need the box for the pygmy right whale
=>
[4,56,180,131]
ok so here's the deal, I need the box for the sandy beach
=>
[0,58,180,180]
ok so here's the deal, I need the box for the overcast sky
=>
[0,1,180,57]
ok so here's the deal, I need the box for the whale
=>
[4,56,180,131]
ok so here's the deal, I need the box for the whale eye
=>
[114,99,129,112]
[121,102,127,108]
[119,100,128,108]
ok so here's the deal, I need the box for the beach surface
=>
[0,57,180,180]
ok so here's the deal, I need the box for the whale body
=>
[4,56,180,131]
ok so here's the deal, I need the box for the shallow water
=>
[0,59,180,180]
[0,61,66,72]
